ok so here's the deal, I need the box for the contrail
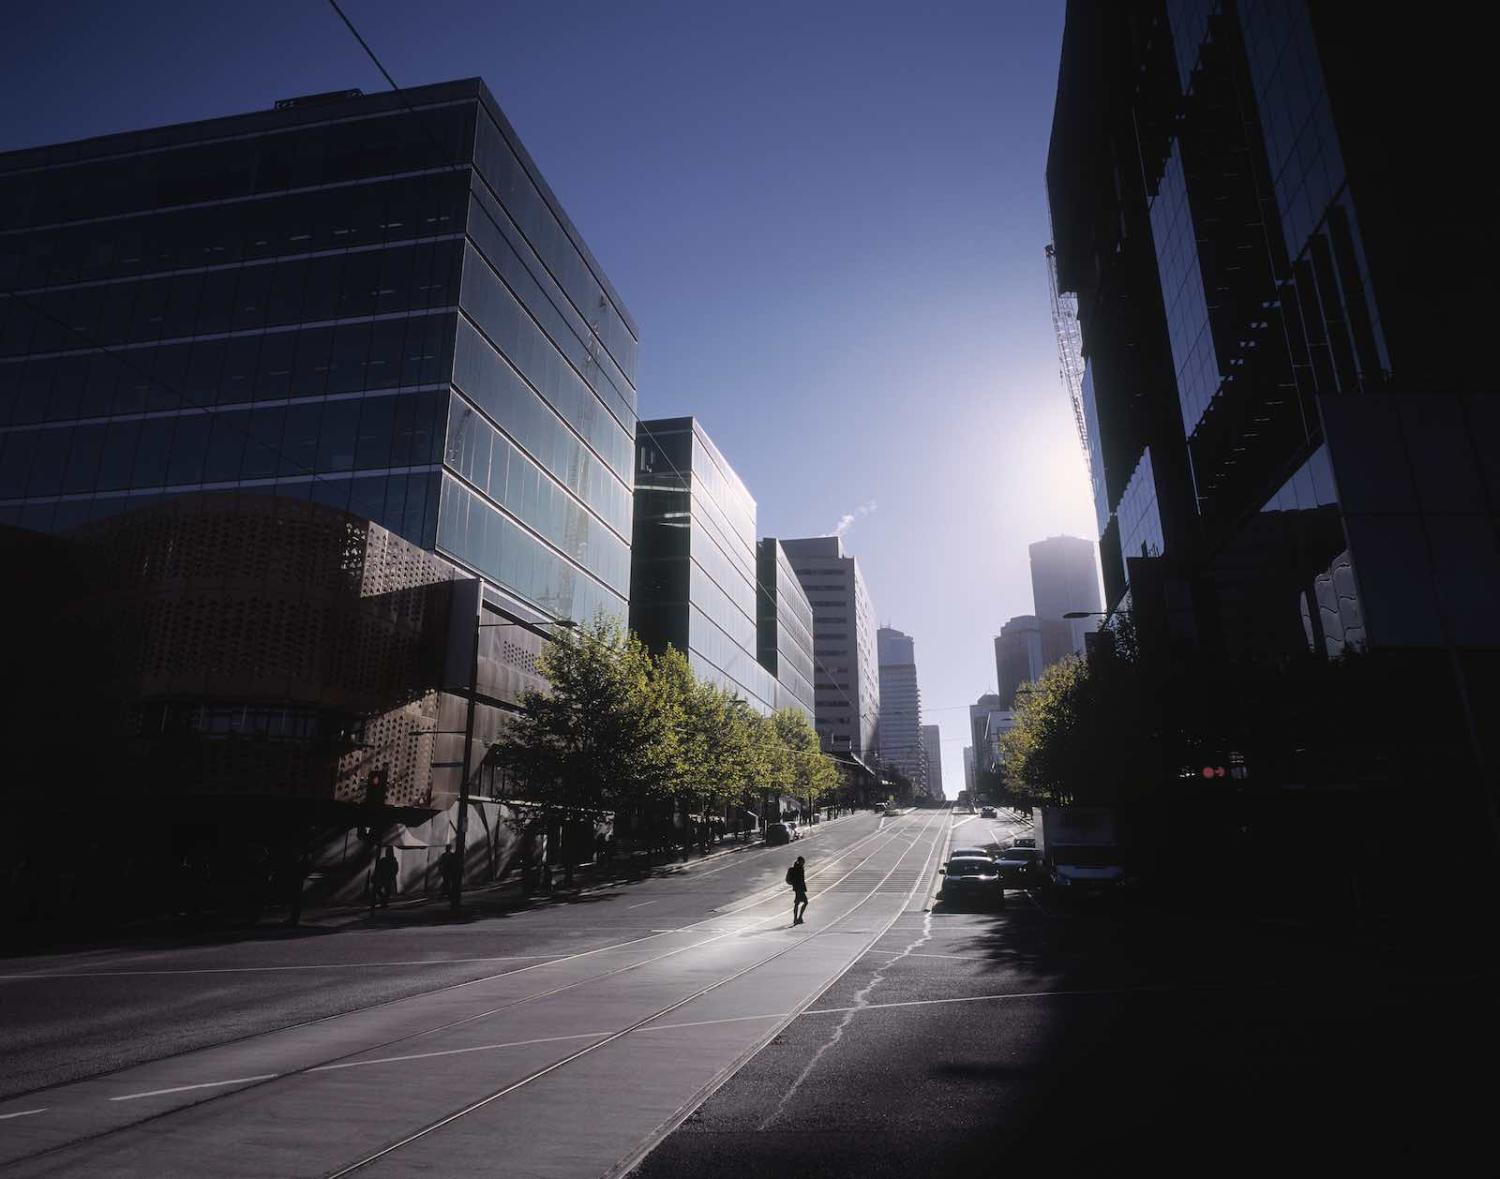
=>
[830,499,877,538]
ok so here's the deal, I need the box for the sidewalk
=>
[306,808,864,930]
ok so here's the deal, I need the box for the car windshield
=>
[951,847,988,858]
[947,860,995,877]
[1000,848,1038,862]
[1052,845,1121,867]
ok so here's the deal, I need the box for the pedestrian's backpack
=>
[785,866,796,885]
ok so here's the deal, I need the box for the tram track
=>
[0,813,940,1175]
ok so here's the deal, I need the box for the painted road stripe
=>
[0,1108,48,1121]
[0,954,570,981]
[112,1074,280,1102]
[803,984,1179,1015]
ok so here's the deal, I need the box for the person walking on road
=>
[786,855,808,925]
[371,847,398,911]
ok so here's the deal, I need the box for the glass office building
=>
[631,417,776,714]
[757,538,816,720]
[0,79,636,633]
[1047,3,1499,664]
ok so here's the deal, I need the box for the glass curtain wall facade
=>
[631,417,776,714]
[0,79,637,633]
[757,538,816,720]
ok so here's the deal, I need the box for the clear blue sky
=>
[1,0,1092,793]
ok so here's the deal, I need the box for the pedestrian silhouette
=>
[371,847,398,910]
[786,855,808,925]
[437,843,460,903]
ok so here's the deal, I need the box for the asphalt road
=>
[4,807,1493,1176]
[0,809,946,1176]
[633,810,1498,1174]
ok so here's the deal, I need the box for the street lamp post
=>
[451,605,576,912]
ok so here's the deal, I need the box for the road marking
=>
[112,1074,280,1102]
[114,1013,803,1097]
[0,954,573,981]
[862,948,994,962]
[803,983,1176,1016]
[0,1108,48,1121]
[627,900,657,909]
[310,1031,613,1073]
[638,1012,787,1034]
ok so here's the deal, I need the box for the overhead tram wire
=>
[321,2,880,728]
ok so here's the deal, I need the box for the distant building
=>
[920,724,945,800]
[963,746,976,796]
[968,693,1003,775]
[757,539,816,720]
[994,614,1073,708]
[876,627,924,792]
[782,536,880,759]
[983,709,1017,777]
[1029,536,1102,654]
[631,417,776,714]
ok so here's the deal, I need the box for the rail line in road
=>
[326,808,948,1178]
[0,812,946,1177]
[0,811,904,1111]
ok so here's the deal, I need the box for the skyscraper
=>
[994,614,1073,708]
[1029,535,1102,653]
[631,417,776,714]
[781,536,880,759]
[968,693,1002,777]
[876,626,924,792]
[920,723,945,800]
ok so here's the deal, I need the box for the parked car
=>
[950,845,1000,861]
[764,822,791,846]
[785,820,801,840]
[872,802,887,813]
[980,806,997,818]
[995,846,1042,888]
[938,855,1003,907]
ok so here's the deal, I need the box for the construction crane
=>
[1045,242,1089,459]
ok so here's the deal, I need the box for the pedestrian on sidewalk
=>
[370,847,398,911]
[786,855,808,925]
[437,843,460,903]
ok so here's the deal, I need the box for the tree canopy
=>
[493,615,842,821]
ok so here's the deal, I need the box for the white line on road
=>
[0,1108,48,1120]
[862,948,995,962]
[112,1012,802,1099]
[309,1032,613,1073]
[627,900,657,909]
[803,983,1177,1016]
[112,1074,280,1102]
[0,954,573,981]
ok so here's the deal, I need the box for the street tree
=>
[496,615,677,877]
